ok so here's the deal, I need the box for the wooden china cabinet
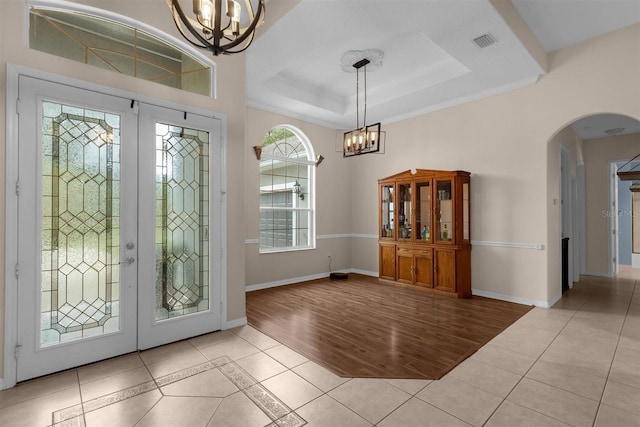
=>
[378,169,471,298]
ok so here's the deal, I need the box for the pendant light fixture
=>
[168,0,265,56]
[342,52,382,157]
[617,153,640,181]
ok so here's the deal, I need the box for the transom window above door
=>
[258,126,316,253]
[29,5,213,97]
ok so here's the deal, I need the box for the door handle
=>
[120,257,135,265]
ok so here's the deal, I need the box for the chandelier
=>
[617,153,640,182]
[343,54,382,157]
[168,0,265,56]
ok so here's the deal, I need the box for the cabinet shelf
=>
[378,169,471,298]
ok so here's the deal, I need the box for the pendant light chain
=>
[356,66,360,129]
[363,63,367,130]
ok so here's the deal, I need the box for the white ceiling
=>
[246,0,640,137]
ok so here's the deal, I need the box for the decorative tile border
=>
[272,412,307,427]
[219,361,306,426]
[219,361,258,390]
[51,354,306,426]
[245,383,291,420]
[53,414,86,427]
[52,404,83,424]
[155,355,231,387]
[83,381,157,413]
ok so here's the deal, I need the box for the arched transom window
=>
[259,126,316,252]
[28,3,213,97]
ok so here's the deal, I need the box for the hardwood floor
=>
[246,274,533,379]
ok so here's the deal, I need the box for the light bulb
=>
[227,0,241,35]
[196,0,214,28]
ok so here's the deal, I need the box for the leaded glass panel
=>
[155,123,210,320]
[29,8,212,97]
[41,101,121,347]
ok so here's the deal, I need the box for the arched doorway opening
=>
[548,113,640,297]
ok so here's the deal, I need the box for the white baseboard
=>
[224,317,247,329]
[246,269,380,292]
[0,378,5,390]
[584,271,613,278]
[472,289,551,308]
[547,291,563,308]
[246,273,330,292]
[345,268,378,277]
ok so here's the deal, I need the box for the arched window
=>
[28,2,214,97]
[259,126,315,252]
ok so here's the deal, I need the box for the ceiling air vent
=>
[473,33,496,48]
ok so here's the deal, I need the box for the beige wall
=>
[0,0,247,381]
[244,24,640,307]
[244,108,353,286]
[583,133,640,274]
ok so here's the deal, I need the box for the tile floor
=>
[1,269,638,427]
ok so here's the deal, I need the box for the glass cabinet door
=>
[381,184,394,238]
[416,181,431,242]
[398,183,412,240]
[463,180,470,242]
[436,180,453,242]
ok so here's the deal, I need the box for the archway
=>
[548,113,640,298]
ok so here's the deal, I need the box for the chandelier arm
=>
[170,0,213,49]
[215,0,265,53]
[220,31,256,54]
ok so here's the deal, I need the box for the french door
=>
[15,76,222,381]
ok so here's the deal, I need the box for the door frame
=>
[3,64,228,389]
[609,161,620,277]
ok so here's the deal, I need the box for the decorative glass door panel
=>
[416,182,431,241]
[155,123,210,320]
[381,184,394,238]
[137,104,221,350]
[40,102,122,346]
[16,76,138,382]
[398,183,412,240]
[436,180,453,242]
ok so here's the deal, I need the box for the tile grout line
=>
[478,284,594,426]
[591,278,640,424]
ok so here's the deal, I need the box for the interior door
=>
[137,104,222,350]
[16,76,139,381]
